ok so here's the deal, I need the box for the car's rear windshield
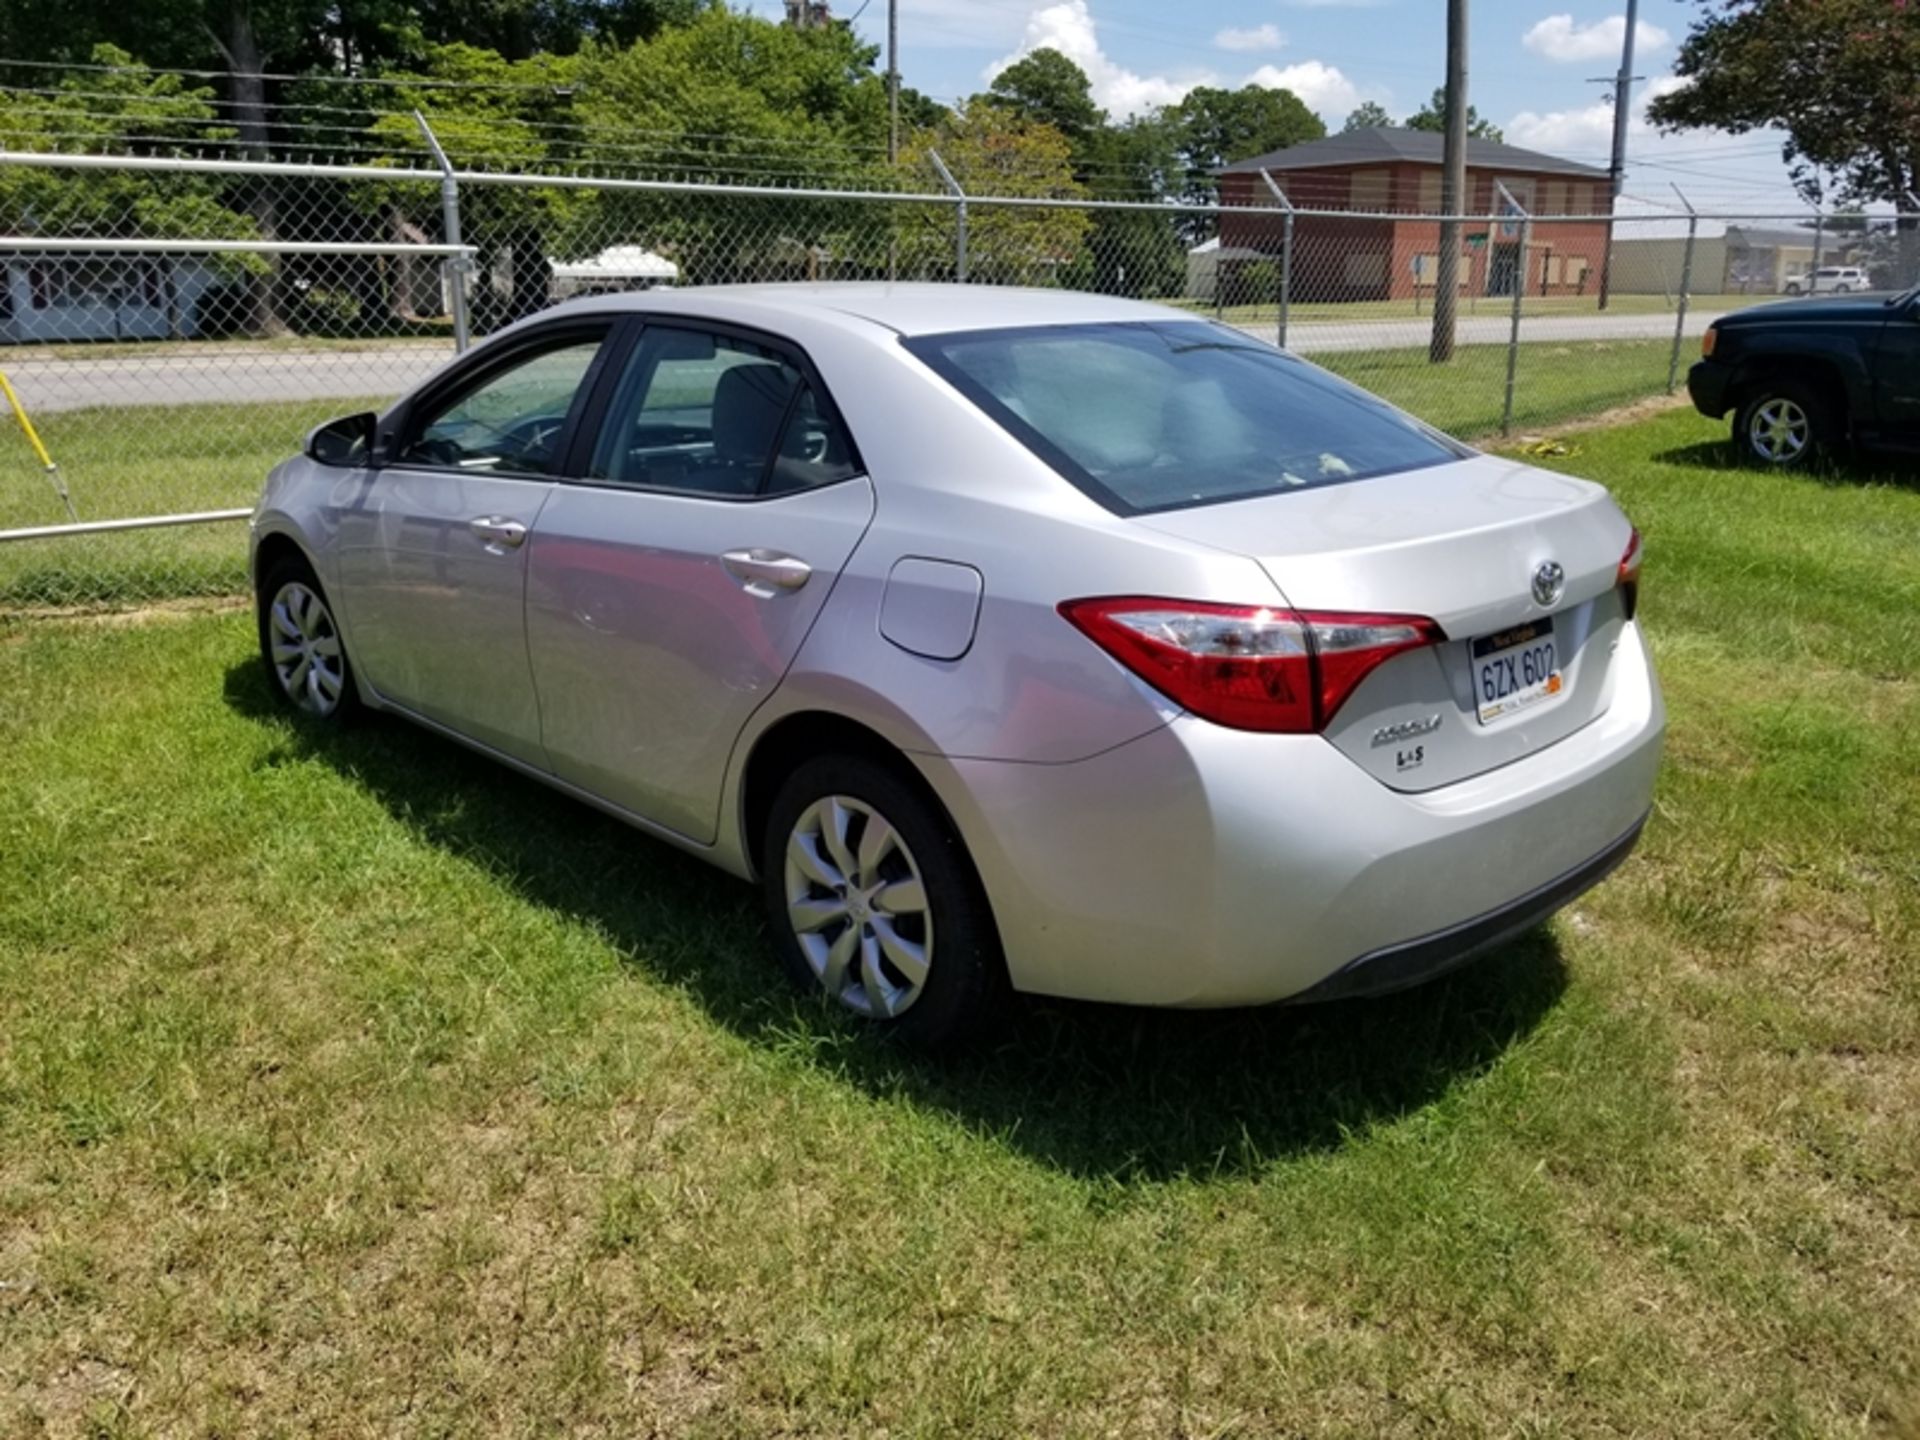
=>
[903,320,1467,515]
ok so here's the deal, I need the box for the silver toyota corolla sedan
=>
[252,284,1663,1048]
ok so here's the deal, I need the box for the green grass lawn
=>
[1,408,1916,1435]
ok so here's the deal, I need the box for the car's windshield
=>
[904,321,1467,515]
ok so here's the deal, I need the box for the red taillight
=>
[1058,597,1444,734]
[1617,526,1643,620]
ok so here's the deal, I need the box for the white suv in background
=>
[1786,266,1868,296]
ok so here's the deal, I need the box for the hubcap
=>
[268,581,346,716]
[1748,397,1809,463]
[783,794,932,1019]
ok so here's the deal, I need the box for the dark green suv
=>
[1688,287,1920,467]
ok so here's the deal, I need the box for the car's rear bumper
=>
[1688,359,1735,418]
[1286,811,1647,1003]
[917,622,1664,1008]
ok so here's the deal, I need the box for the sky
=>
[766,0,1814,220]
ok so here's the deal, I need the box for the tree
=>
[901,100,1090,283]
[1404,87,1502,143]
[986,48,1103,150]
[1168,84,1324,207]
[1075,113,1183,297]
[1648,0,1920,213]
[1342,101,1393,133]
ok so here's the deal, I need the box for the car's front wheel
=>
[762,754,1005,1051]
[1784,282,1803,296]
[257,552,358,721]
[1734,380,1831,469]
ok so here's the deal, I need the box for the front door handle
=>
[469,515,527,552]
[722,548,811,597]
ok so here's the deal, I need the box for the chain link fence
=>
[1,144,1913,610]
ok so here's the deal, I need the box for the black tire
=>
[1784,283,1802,297]
[256,551,360,722]
[761,753,1006,1052]
[1732,378,1833,470]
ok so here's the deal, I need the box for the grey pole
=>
[1810,210,1825,280]
[887,0,900,167]
[1668,185,1697,393]
[1597,0,1640,311]
[928,149,967,281]
[1497,181,1530,436]
[415,111,471,354]
[1430,0,1468,363]
[1260,169,1295,349]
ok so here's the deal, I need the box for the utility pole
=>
[1429,0,1468,364]
[887,0,900,166]
[1596,0,1639,310]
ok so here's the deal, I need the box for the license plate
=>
[1471,617,1563,725]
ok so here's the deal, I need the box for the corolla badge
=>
[1531,559,1566,607]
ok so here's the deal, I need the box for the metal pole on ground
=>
[1497,181,1530,436]
[1430,0,1468,363]
[928,150,967,282]
[1668,185,1697,394]
[0,368,75,521]
[415,111,471,354]
[1260,169,1294,349]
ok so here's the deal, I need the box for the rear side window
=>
[586,324,860,499]
[905,321,1465,515]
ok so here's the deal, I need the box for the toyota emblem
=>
[1531,560,1565,607]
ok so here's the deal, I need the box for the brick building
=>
[1216,127,1613,304]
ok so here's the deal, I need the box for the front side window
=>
[400,337,603,475]
[588,325,858,498]
[906,321,1466,515]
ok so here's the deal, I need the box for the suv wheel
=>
[1784,282,1802,296]
[1734,380,1830,469]
[762,754,1005,1051]
[258,553,358,721]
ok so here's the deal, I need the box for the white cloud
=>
[1278,0,1385,8]
[1215,23,1285,52]
[984,1,1199,116]
[1506,75,1808,215]
[1505,73,1688,155]
[1243,61,1364,120]
[986,2,1369,122]
[1522,14,1671,63]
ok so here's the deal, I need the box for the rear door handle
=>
[469,515,527,552]
[722,548,811,597]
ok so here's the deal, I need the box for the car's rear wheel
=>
[258,553,357,721]
[1734,380,1830,469]
[762,754,1005,1051]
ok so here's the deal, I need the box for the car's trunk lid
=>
[1136,453,1635,791]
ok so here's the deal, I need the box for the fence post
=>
[1259,169,1294,349]
[1668,186,1698,394]
[415,111,471,354]
[1497,181,1530,436]
[928,149,967,282]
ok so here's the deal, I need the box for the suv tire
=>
[1733,379,1832,470]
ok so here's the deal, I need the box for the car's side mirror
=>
[304,411,377,467]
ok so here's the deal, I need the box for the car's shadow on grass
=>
[225,660,1569,1182]
[1653,439,1920,486]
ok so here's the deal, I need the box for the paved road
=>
[2,307,1714,414]
[6,344,456,415]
